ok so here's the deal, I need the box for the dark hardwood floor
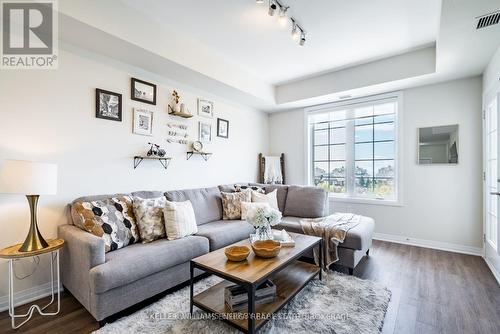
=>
[1,240,499,334]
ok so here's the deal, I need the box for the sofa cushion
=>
[276,216,303,234]
[196,220,255,250]
[249,183,288,213]
[165,187,222,225]
[283,185,327,218]
[277,216,375,251]
[340,216,375,250]
[89,236,209,294]
[131,191,164,199]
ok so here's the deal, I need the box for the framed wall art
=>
[217,118,229,138]
[131,78,157,105]
[133,108,154,136]
[198,98,214,118]
[199,121,212,142]
[96,88,122,122]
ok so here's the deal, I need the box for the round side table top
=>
[0,239,65,259]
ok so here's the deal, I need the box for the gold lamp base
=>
[18,195,49,253]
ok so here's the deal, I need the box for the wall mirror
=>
[418,125,459,164]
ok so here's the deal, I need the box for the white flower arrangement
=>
[246,207,282,228]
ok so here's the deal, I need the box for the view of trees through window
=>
[310,99,397,200]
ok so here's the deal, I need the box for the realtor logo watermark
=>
[1,0,58,69]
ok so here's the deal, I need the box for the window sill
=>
[328,195,403,207]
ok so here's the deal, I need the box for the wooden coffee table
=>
[190,232,323,334]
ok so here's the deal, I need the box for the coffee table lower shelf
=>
[192,261,319,333]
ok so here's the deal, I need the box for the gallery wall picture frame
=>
[198,98,214,118]
[96,88,122,122]
[217,118,229,139]
[133,108,154,136]
[131,77,157,105]
[198,121,212,142]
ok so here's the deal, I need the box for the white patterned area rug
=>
[94,271,391,334]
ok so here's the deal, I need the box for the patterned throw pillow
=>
[132,196,167,243]
[72,196,140,252]
[235,184,265,194]
[221,190,251,220]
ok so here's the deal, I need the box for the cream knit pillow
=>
[251,189,279,211]
[163,200,198,240]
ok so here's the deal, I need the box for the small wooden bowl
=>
[251,240,281,258]
[225,246,250,261]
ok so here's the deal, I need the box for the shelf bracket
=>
[134,156,171,170]
[134,157,144,169]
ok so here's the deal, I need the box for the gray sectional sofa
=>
[58,183,374,322]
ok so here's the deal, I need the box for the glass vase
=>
[256,223,273,241]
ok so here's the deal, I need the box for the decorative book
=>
[224,280,276,311]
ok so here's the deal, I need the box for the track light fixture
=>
[260,1,307,46]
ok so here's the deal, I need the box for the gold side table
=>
[0,239,64,329]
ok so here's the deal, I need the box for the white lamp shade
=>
[0,160,58,195]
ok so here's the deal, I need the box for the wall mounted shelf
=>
[168,105,193,119]
[186,151,212,161]
[134,156,172,170]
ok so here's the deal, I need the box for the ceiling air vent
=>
[476,11,500,29]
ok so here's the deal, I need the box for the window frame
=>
[304,92,404,206]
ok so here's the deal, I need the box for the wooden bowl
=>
[225,246,250,261]
[251,240,281,258]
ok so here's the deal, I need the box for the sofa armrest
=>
[58,225,105,308]
[58,225,105,269]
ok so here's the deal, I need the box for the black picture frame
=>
[217,118,229,138]
[95,88,122,122]
[131,77,157,105]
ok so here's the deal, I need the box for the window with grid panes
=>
[309,95,399,201]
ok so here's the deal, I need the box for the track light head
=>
[291,21,300,40]
[268,1,277,16]
[299,32,306,46]
[278,6,289,26]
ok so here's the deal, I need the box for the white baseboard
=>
[373,232,484,256]
[484,257,500,285]
[0,281,62,313]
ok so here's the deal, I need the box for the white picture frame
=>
[199,121,212,142]
[133,108,154,136]
[198,98,214,118]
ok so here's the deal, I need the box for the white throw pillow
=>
[240,201,271,220]
[251,189,279,211]
[163,200,198,240]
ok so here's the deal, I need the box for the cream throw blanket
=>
[300,213,360,269]
[263,156,283,184]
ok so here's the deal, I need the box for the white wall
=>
[0,48,269,305]
[270,77,483,251]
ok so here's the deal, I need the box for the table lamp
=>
[0,160,58,252]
